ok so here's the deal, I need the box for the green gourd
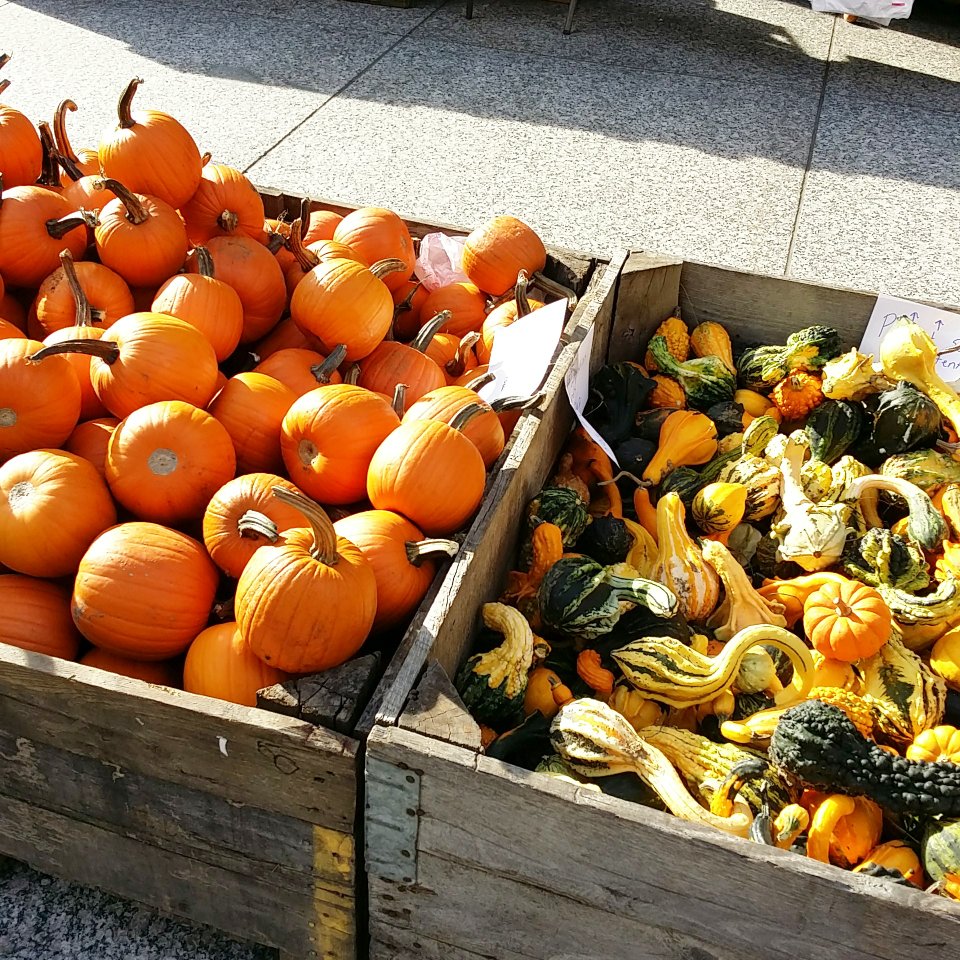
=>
[880,450,960,493]
[526,486,589,547]
[647,335,736,411]
[574,516,633,566]
[804,400,864,465]
[717,455,781,521]
[857,382,941,467]
[738,326,843,390]
[922,818,960,884]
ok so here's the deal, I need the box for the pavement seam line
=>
[242,0,452,174]
[784,16,837,278]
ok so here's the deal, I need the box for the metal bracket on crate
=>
[365,756,421,884]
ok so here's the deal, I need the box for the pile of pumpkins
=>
[0,66,564,706]
[455,310,960,900]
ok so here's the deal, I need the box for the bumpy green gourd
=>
[648,335,736,411]
[738,326,843,390]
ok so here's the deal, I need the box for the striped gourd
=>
[550,698,753,836]
[612,624,813,709]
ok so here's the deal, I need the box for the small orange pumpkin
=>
[302,208,343,245]
[0,70,43,188]
[802,578,891,663]
[906,725,960,764]
[461,215,547,296]
[64,417,120,479]
[180,163,265,244]
[476,271,545,364]
[332,206,415,293]
[254,345,344,397]
[62,174,115,217]
[0,574,80,660]
[253,316,310,359]
[80,648,182,687]
[419,282,487,338]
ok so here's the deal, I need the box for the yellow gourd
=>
[806,794,882,868]
[608,684,664,730]
[643,313,689,371]
[524,667,565,718]
[931,627,960,690]
[853,840,924,888]
[622,517,658,578]
[773,804,809,849]
[735,389,774,418]
[690,322,735,375]
[907,725,960,764]
[692,482,746,537]
[642,410,718,486]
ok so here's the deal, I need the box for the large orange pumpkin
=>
[0,338,81,461]
[367,406,487,536]
[0,574,80,660]
[53,98,100,177]
[419,282,487,338]
[0,68,42,188]
[803,578,892,663]
[477,271,545,364]
[334,509,458,632]
[333,207,415,293]
[254,345,344,397]
[80,647,182,686]
[184,622,288,707]
[236,487,377,673]
[93,178,189,288]
[34,250,134,334]
[72,521,218,659]
[64,417,119,478]
[180,163,264,244]
[0,291,26,330]
[0,449,116,577]
[98,78,202,209]
[105,400,236,524]
[30,312,219,419]
[208,372,295,475]
[202,472,306,579]
[461,215,547,296]
[280,384,400,504]
[151,245,243,362]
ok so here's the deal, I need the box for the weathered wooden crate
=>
[0,190,621,959]
[365,252,960,960]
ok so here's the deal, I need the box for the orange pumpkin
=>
[0,318,24,341]
[236,487,378,673]
[420,282,487,338]
[803,578,891,663]
[62,174,115,217]
[853,840,924,888]
[0,291,26,330]
[0,70,42,188]
[53,98,100,177]
[72,521,218,659]
[0,338,81,461]
[461,215,547,296]
[93,178,189,288]
[333,207,415,293]
[64,417,120,478]
[184,622,288,706]
[302,208,343,245]
[367,405,487,536]
[253,315,310,359]
[0,574,80,660]
[403,385,505,468]
[202,472,306,579]
[254,345,344,397]
[105,400,236,524]
[35,250,134,335]
[180,163,264,244]
[0,449,116,577]
[453,364,490,388]
[280,384,400,504]
[392,279,429,342]
[98,78,202,209]
[906,725,960,764]
[151,245,243,362]
[189,236,287,344]
[30,312,219,419]
[208,372,296,475]
[477,271,545,364]
[80,647,182,686]
[334,509,458,632]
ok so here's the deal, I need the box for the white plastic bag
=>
[809,0,913,23]
[413,232,469,292]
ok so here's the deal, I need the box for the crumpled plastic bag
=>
[809,0,913,23]
[414,232,470,291]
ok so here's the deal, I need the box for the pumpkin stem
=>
[393,280,422,325]
[449,401,488,433]
[116,78,143,130]
[532,271,577,310]
[36,121,64,188]
[392,383,408,417]
[370,258,408,281]
[217,209,239,234]
[53,99,81,164]
[411,312,450,353]
[514,271,532,318]
[833,599,854,618]
[310,343,347,385]
[0,54,10,72]
[404,538,460,566]
[193,245,215,278]
[0,79,9,97]
[463,370,495,392]
[343,363,360,386]
[270,486,340,566]
[212,597,235,621]
[236,509,280,543]
[59,249,93,327]
[95,178,148,225]
[264,228,287,255]
[29,338,120,365]
[200,151,212,167]
[445,332,480,377]
[46,210,98,239]
[491,391,543,414]
[288,217,319,272]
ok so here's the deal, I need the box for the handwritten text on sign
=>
[860,295,960,384]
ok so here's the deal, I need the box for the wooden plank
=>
[609,251,683,362]
[367,725,960,960]
[398,660,481,751]
[0,644,358,832]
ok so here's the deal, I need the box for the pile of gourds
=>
[0,65,567,706]
[456,310,960,900]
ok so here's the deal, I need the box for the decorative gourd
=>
[804,399,863,464]
[651,492,719,622]
[151,245,244,362]
[805,793,882,867]
[649,374,686,409]
[29,312,219,419]
[931,628,960,691]
[180,163,264,244]
[524,668,569,719]
[692,482,746,538]
[527,486,589,549]
[855,382,940,466]
[843,473,946,550]
[647,335,735,411]
[702,539,786,642]
[881,449,960,493]
[906,725,960,764]
[98,78,201,209]
[551,699,753,836]
[853,840,924,887]
[689,321,735,374]
[738,326,842,390]
[332,207,415,293]
[613,624,812,708]
[35,250,134,335]
[334,509,458,631]
[576,649,616,699]
[641,410,718,485]
[420,282,486,338]
[922,818,960,886]
[73,522,218,659]
[573,516,632,566]
[0,66,42,187]
[65,417,119,479]
[822,349,892,401]
[461,216,547,296]
[643,313,689,371]
[802,578,891,663]
[236,487,377,673]
[80,648,181,686]
[0,449,116,577]
[537,556,677,640]
[769,700,960,815]
[771,372,824,420]
[254,345,344,397]
[0,574,80,659]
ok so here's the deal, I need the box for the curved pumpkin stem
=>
[463,370,495,392]
[46,210,98,239]
[36,121,64,188]
[392,383,408,417]
[449,401,489,433]
[116,77,143,130]
[533,270,577,310]
[53,99,82,165]
[0,53,10,73]
[491,391,544,414]
[404,539,460,566]
[29,338,120,365]
[288,217,319,272]
[95,178,148,225]
[270,486,339,566]
[0,79,9,97]
[343,363,361,386]
[514,271,532,318]
[200,151,212,167]
[393,280,422,323]
[236,510,280,543]
[412,312,450,353]
[370,258,409,282]
[446,332,480,378]
[310,343,347,385]
[59,249,93,327]
[193,245,215,278]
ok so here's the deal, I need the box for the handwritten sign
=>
[477,299,565,405]
[860,295,960,383]
[564,327,619,464]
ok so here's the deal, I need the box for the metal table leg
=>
[562,0,579,34]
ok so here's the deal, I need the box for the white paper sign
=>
[478,299,565,405]
[563,326,619,465]
[861,295,960,383]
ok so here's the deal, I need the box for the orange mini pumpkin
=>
[180,163,265,244]
[0,71,42,188]
[253,316,311,359]
[302,208,343,245]
[80,648,182,687]
[254,345,344,397]
[419,282,487,338]
[0,574,80,660]
[64,417,119,479]
[461,215,547,296]
[907,725,960,764]
[802,578,891,663]
[332,207,415,293]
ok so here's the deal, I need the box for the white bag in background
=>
[414,232,469,292]
[809,0,914,23]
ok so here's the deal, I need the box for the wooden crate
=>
[0,189,621,960]
[364,252,960,960]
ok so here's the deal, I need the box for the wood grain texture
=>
[368,725,960,960]
[609,252,683,363]
[398,660,481,750]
